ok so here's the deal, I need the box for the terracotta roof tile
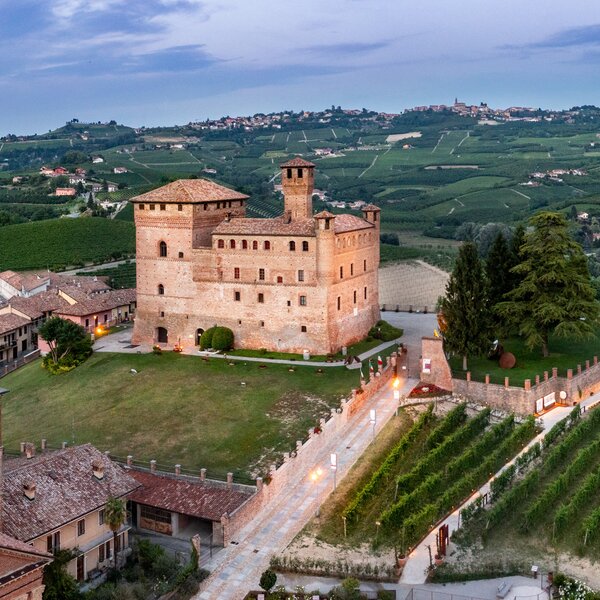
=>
[0,271,49,295]
[56,288,136,317]
[131,179,248,204]
[280,157,316,168]
[333,214,375,233]
[127,470,253,522]
[361,203,381,211]
[3,291,68,320]
[314,210,335,219]
[0,533,51,559]
[213,216,316,237]
[0,314,30,336]
[3,444,140,542]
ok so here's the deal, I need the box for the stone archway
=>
[157,327,168,344]
[196,328,205,346]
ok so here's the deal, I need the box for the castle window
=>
[150,204,156,211]
[287,168,292,179]
[364,259,367,271]
[178,204,183,211]
[260,320,265,327]
[252,240,258,250]
[160,204,166,211]
[234,291,241,301]
[350,263,354,276]
[158,284,164,295]
[139,204,145,210]
[301,325,307,333]
[217,202,220,209]
[302,241,309,252]
[203,203,208,211]
[234,267,240,280]
[259,268,265,281]
[337,296,341,311]
[340,266,344,279]
[258,293,264,303]
[230,240,236,249]
[178,251,184,258]
[353,290,357,304]
[277,276,283,283]
[289,241,296,251]
[264,241,271,250]
[299,295,307,306]
[297,270,304,282]
[218,239,224,249]
[242,240,248,249]
[228,201,232,208]
[160,311,165,318]
[364,286,367,300]
[298,168,303,178]
[159,241,167,257]
[325,219,330,230]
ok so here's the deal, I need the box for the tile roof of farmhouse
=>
[213,215,316,236]
[0,271,49,294]
[279,157,316,168]
[127,470,254,522]
[3,290,67,320]
[131,179,249,204]
[0,533,52,585]
[57,288,136,317]
[0,313,30,336]
[333,214,375,233]
[3,444,140,542]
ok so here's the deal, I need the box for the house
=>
[106,184,118,193]
[578,212,590,221]
[0,532,51,600]
[91,157,104,164]
[0,313,31,366]
[0,271,50,300]
[89,183,103,193]
[113,167,128,174]
[11,176,23,184]
[3,444,140,584]
[69,175,86,185]
[54,188,77,197]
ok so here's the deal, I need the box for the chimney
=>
[23,481,36,501]
[92,459,105,480]
[24,443,35,459]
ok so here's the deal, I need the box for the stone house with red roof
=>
[131,158,380,353]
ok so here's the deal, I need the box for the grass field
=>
[0,218,135,270]
[2,352,359,479]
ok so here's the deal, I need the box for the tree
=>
[259,569,277,593]
[441,242,492,370]
[212,326,234,351]
[497,212,600,357]
[42,549,81,600]
[38,317,92,366]
[507,224,525,292]
[105,496,127,568]
[486,232,512,304]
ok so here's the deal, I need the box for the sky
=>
[2,0,600,135]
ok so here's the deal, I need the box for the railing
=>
[0,349,41,379]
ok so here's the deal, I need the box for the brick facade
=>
[131,161,380,354]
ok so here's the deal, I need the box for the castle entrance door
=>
[157,327,168,344]
[196,329,204,345]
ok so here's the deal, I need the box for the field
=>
[1,352,359,480]
[313,403,536,554]
[0,218,135,270]
[450,406,600,580]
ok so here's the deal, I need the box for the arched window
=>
[302,241,309,252]
[264,241,271,250]
[242,240,248,249]
[230,239,236,249]
[252,240,258,250]
[217,239,224,249]
[158,284,164,295]
[159,241,167,257]
[289,241,296,251]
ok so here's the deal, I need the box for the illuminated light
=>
[316,467,323,477]
[95,327,103,335]
[393,378,400,389]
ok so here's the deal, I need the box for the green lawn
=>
[2,352,359,479]
[450,332,600,385]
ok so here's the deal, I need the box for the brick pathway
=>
[194,377,417,599]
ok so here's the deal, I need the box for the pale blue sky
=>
[1,0,600,135]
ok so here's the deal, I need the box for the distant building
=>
[0,271,50,299]
[91,156,104,164]
[54,188,76,197]
[113,167,128,174]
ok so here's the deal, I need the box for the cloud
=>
[300,41,392,56]
[531,24,600,48]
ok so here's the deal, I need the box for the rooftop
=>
[0,313,30,336]
[280,157,316,168]
[0,271,49,294]
[333,214,375,233]
[131,179,249,204]
[213,215,316,237]
[3,444,140,542]
[127,469,254,522]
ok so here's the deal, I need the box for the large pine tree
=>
[486,232,512,303]
[441,242,492,370]
[498,212,599,357]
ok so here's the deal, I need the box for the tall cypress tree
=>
[486,232,512,302]
[498,212,599,357]
[441,242,492,370]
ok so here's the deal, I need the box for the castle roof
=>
[131,179,248,204]
[314,210,335,219]
[361,203,381,211]
[333,214,375,233]
[280,157,316,168]
[213,215,316,237]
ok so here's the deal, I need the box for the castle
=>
[131,158,380,354]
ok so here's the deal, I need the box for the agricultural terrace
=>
[1,352,359,480]
[454,405,600,572]
[314,402,536,554]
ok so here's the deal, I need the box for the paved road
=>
[194,377,417,599]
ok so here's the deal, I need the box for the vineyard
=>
[458,404,600,560]
[317,403,537,553]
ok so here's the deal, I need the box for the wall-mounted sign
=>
[423,358,432,374]
[536,398,544,413]
[544,392,556,408]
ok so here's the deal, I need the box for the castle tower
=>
[280,157,315,220]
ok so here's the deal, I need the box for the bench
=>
[496,582,512,599]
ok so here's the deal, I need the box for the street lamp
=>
[330,453,337,491]
[375,521,381,543]
[369,409,376,440]
[309,467,324,517]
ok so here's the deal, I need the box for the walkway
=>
[400,395,599,584]
[194,377,417,599]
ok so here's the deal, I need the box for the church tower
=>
[280,157,315,220]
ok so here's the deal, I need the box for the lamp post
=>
[375,521,381,544]
[330,453,337,491]
[369,409,376,441]
[309,466,324,517]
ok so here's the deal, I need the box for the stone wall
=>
[420,337,453,391]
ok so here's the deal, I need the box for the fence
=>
[0,349,40,378]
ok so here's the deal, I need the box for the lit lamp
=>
[393,377,401,402]
[309,467,324,517]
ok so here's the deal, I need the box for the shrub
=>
[212,326,234,351]
[152,345,162,355]
[199,326,218,349]
[259,569,277,592]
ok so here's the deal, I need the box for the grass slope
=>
[2,352,359,478]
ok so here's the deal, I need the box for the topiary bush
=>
[211,326,234,351]
[199,326,218,349]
